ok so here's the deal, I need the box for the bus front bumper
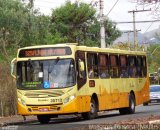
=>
[17,96,90,115]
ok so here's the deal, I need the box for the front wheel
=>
[37,115,50,124]
[82,98,98,120]
[143,102,148,106]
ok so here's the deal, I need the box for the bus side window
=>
[87,53,99,78]
[142,56,147,77]
[136,56,143,77]
[119,55,128,78]
[98,54,110,78]
[110,55,119,78]
[128,56,137,78]
[76,51,87,90]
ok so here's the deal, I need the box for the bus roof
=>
[17,43,146,56]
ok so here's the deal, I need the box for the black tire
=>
[119,108,128,115]
[143,102,148,106]
[119,94,135,115]
[37,115,50,124]
[128,94,135,114]
[82,98,98,120]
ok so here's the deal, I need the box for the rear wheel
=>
[128,94,135,114]
[119,93,135,115]
[37,115,50,124]
[82,98,98,120]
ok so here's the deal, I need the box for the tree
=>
[131,0,160,19]
[0,0,51,62]
[51,1,121,47]
[0,0,121,63]
[104,20,121,45]
[147,44,160,72]
[0,0,36,62]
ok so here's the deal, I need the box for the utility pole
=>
[99,0,106,48]
[128,9,151,50]
[123,30,141,50]
[123,30,134,43]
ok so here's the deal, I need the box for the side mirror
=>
[11,58,17,79]
[78,60,85,72]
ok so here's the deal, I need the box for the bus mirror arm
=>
[11,58,17,79]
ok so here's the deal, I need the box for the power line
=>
[115,20,160,24]
[35,0,60,4]
[128,9,151,49]
[144,22,154,33]
[34,4,54,8]
[106,0,119,16]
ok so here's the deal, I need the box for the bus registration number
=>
[51,99,62,103]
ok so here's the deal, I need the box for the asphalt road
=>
[3,104,160,130]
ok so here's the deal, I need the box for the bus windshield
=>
[17,59,76,90]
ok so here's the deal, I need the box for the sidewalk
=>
[0,115,37,126]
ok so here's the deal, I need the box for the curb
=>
[0,119,38,127]
[148,120,160,124]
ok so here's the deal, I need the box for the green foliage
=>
[104,20,121,45]
[111,42,145,51]
[0,0,121,63]
[0,0,28,62]
[51,0,121,47]
[0,0,51,63]
[147,44,160,73]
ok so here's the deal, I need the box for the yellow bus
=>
[11,43,149,124]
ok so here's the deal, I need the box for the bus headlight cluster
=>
[63,95,75,104]
[18,98,26,106]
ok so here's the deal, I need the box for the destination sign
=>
[19,47,72,58]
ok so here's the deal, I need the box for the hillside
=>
[114,27,160,44]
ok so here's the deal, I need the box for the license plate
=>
[39,108,49,112]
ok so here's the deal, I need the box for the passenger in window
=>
[120,56,128,78]
[129,67,137,77]
[78,59,86,79]
[137,67,142,77]
[120,69,128,78]
[88,68,94,78]
[99,68,109,78]
[100,71,107,78]
[111,68,118,77]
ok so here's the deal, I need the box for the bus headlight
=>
[64,95,75,104]
[18,98,26,106]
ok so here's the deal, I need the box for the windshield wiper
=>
[28,59,34,71]
[48,57,60,74]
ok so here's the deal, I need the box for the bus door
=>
[76,51,88,112]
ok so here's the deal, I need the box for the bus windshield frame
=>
[16,58,76,90]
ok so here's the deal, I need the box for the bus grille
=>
[27,104,62,112]
[25,90,64,98]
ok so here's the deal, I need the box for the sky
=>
[33,0,160,33]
